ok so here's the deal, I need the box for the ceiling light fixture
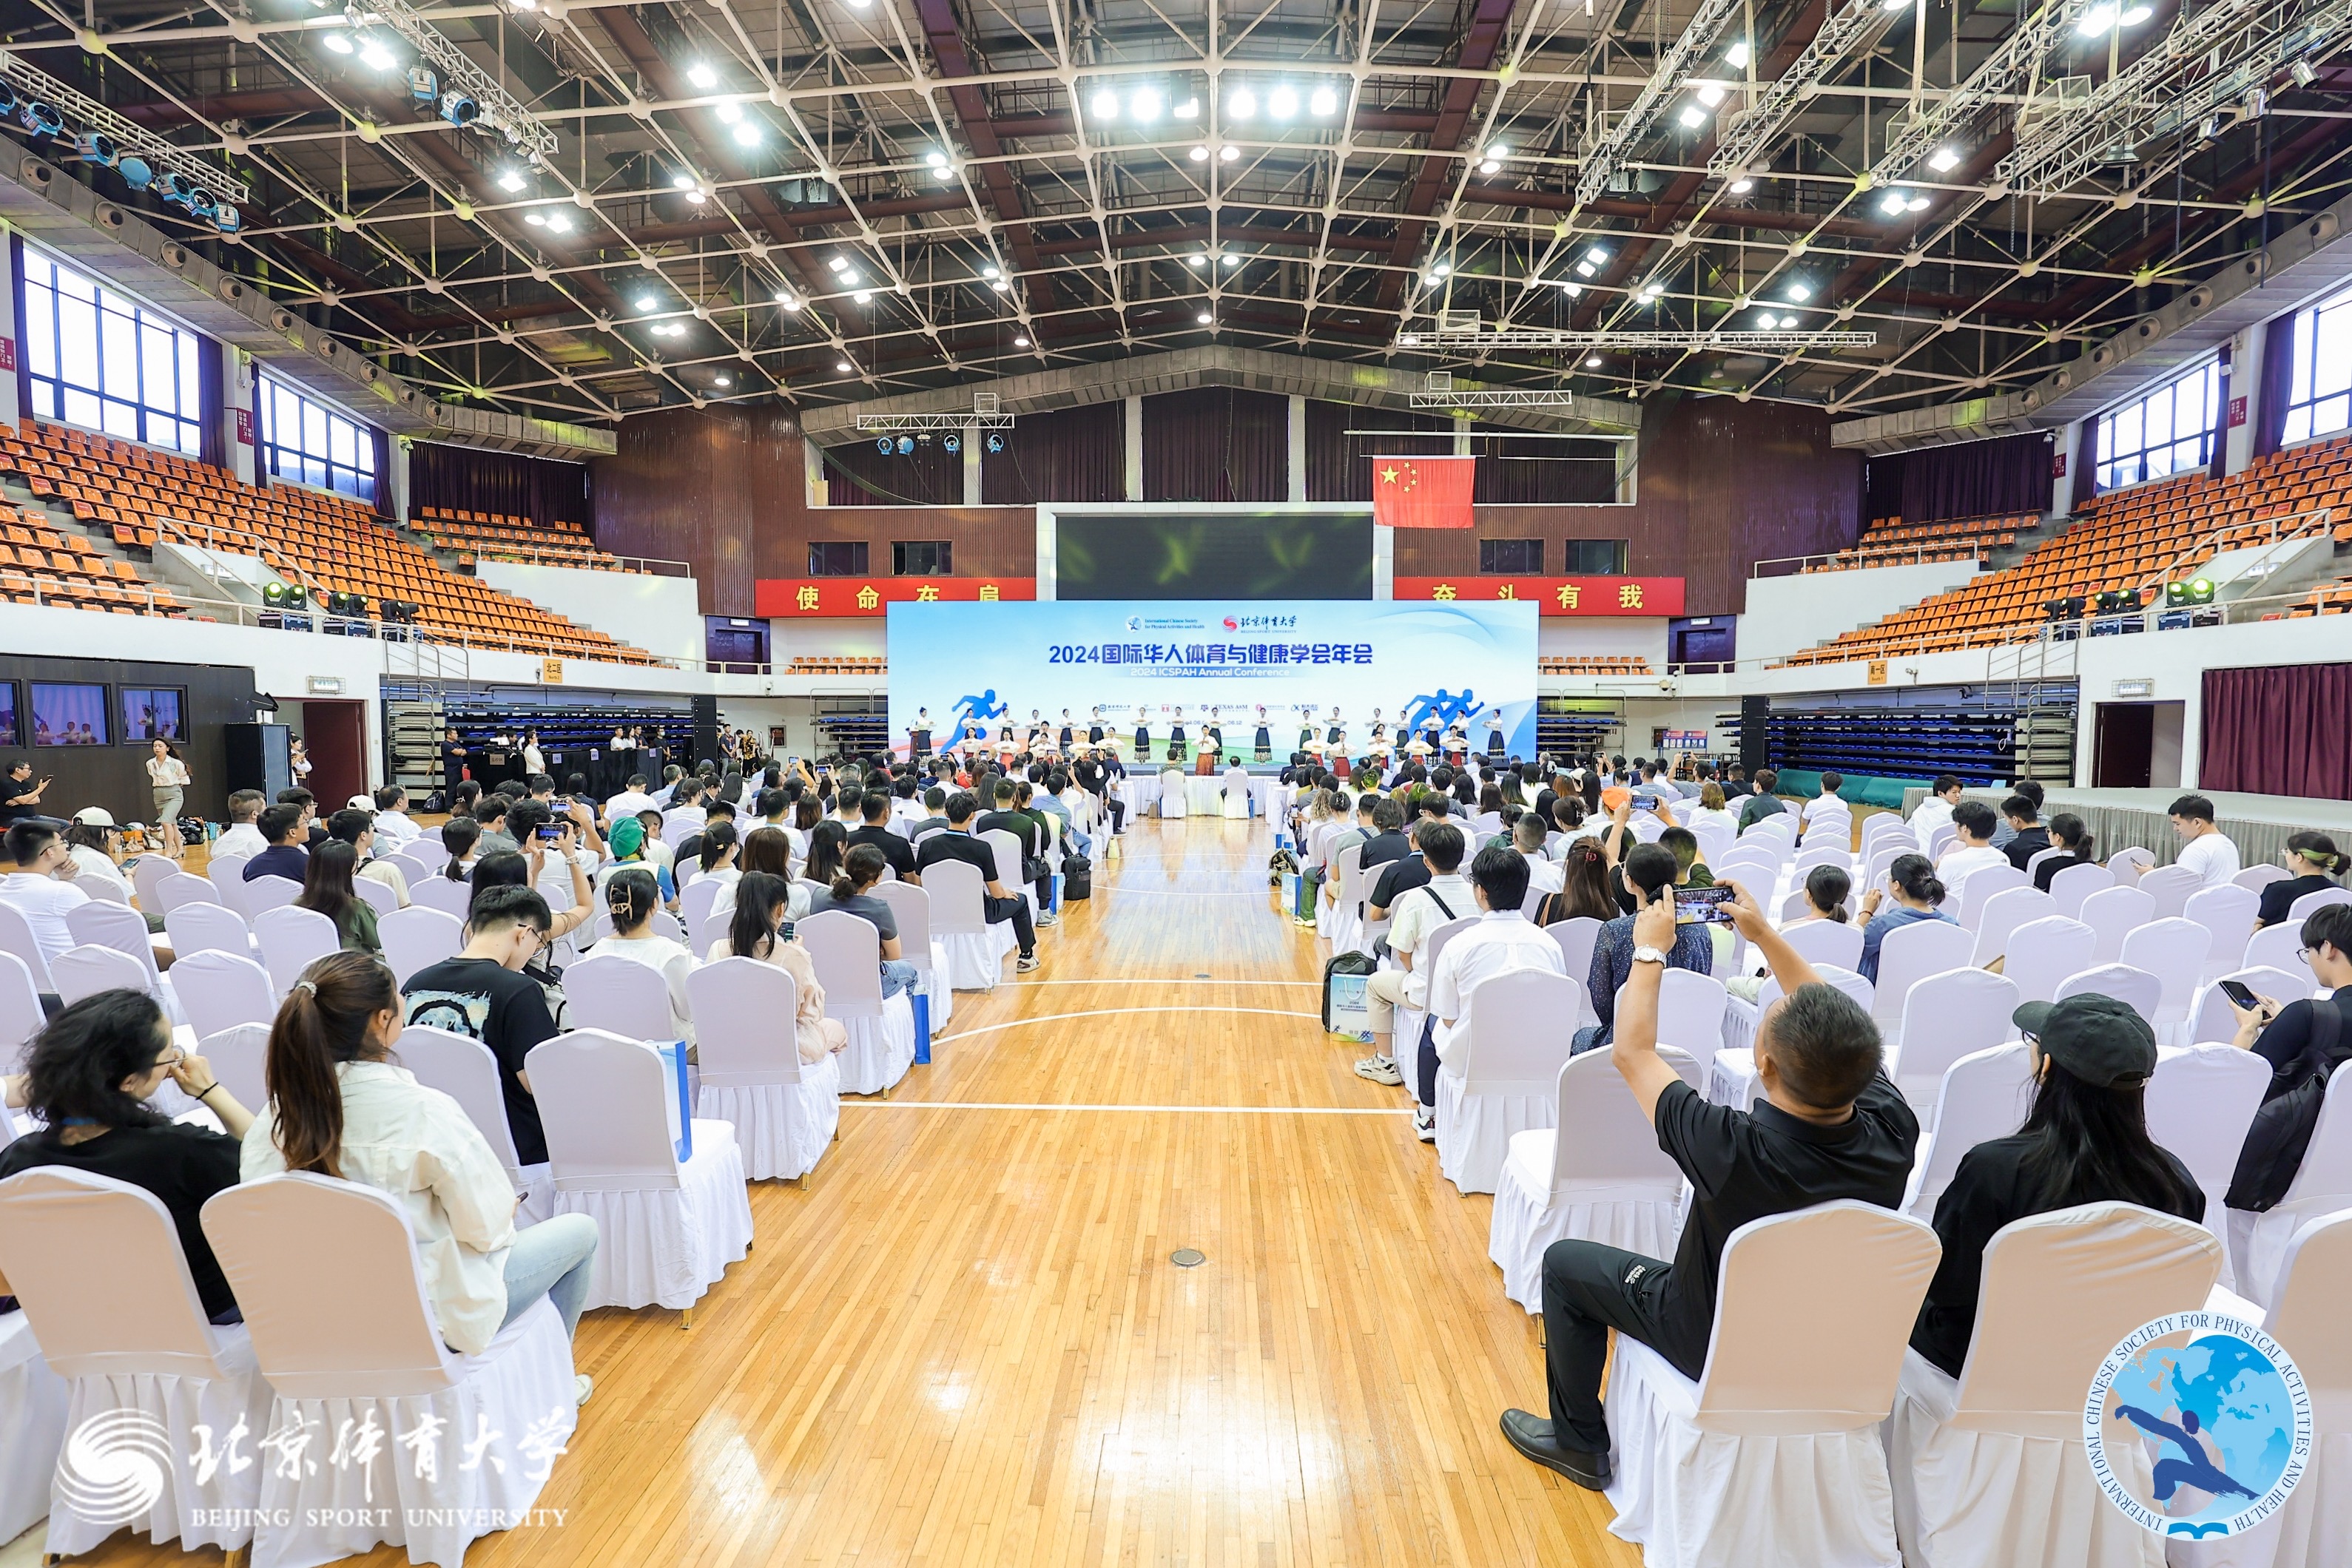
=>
[1130,87,1162,121]
[1190,143,1210,160]
[775,290,802,309]
[982,263,1000,280]
[1189,252,1208,267]
[990,278,1009,291]
[1678,104,1708,129]
[1219,142,1240,161]
[635,294,657,310]
[2075,2,2119,34]
[1222,253,1240,268]
[1728,177,1753,194]
[1432,260,1452,278]
[1309,84,1339,116]
[1785,283,1812,301]
[836,359,852,372]
[1927,145,1962,173]
[714,375,731,388]
[1906,195,1929,212]
[853,290,872,304]
[1587,244,1611,263]
[1196,310,1213,324]
[323,30,354,53]
[1559,281,1583,296]
[1268,85,1299,119]
[1173,97,1199,118]
[839,268,860,285]
[1694,84,1726,107]
[524,212,546,226]
[687,61,718,89]
[545,212,573,233]
[1227,87,1257,119]
[1725,41,1750,69]
[828,254,850,271]
[1478,158,1500,175]
[926,149,949,169]
[1014,334,1031,346]
[1585,355,1603,368]
[1879,189,1907,214]
[732,121,762,146]
[1090,87,1120,119]
[497,168,528,192]
[357,41,397,70]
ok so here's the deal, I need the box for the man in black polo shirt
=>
[1358,800,1410,877]
[914,791,1038,971]
[847,788,919,882]
[1367,796,1454,919]
[1500,882,1918,1488]
[974,777,1055,927]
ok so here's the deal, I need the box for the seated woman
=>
[1911,992,2200,1376]
[807,845,921,998]
[0,990,255,1323]
[2030,812,2097,893]
[717,825,809,925]
[593,867,695,1044]
[1726,865,1849,1001]
[2254,831,2345,929]
[241,953,601,1399]
[708,871,849,1062]
[1537,839,1617,926]
[440,816,484,883]
[297,839,381,953]
[687,821,741,898]
[594,817,676,909]
[1685,782,1741,841]
[1856,854,1958,984]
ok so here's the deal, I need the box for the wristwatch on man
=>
[1631,945,1670,966]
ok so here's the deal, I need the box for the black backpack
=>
[1320,950,1377,1030]
[1061,854,1092,902]
[2226,1000,2348,1212]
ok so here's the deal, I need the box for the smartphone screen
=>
[1674,885,1736,924]
[2218,979,2260,1010]
[778,920,797,944]
[535,823,564,843]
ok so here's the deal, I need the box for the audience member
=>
[275,787,327,848]
[1911,993,2200,1376]
[243,805,311,884]
[595,867,695,1045]
[474,794,519,856]
[1857,854,1957,984]
[1502,883,1915,1489]
[404,886,563,1168]
[1910,774,1964,838]
[1,821,90,967]
[297,839,381,953]
[2254,832,2344,928]
[247,951,599,1394]
[1934,801,2008,894]
[2223,903,2352,1210]
[328,808,409,909]
[2032,814,2097,893]
[212,790,269,859]
[1998,794,2051,871]
[809,844,921,998]
[1420,848,1568,1137]
[1355,820,1470,1092]
[371,785,421,847]
[1799,771,1847,828]
[1736,768,1785,831]
[0,763,55,829]
[1575,842,1713,1053]
[62,813,135,903]
[914,791,1038,971]
[2166,794,2242,887]
[0,990,255,1322]
[1728,865,1849,1001]
[976,778,1056,925]
[1514,816,1562,899]
[707,871,851,1061]
[846,790,919,882]
[1537,839,1616,926]
[1685,783,1739,840]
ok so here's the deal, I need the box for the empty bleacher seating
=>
[0,498,182,616]
[1787,434,2352,663]
[1802,512,2032,572]
[1537,655,1652,675]
[409,507,633,572]
[0,423,653,663]
[785,656,886,675]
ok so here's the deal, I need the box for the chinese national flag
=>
[1370,455,1476,529]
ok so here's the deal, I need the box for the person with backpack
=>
[2224,902,2352,1214]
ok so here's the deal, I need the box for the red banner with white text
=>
[1391,575,1685,617]
[755,578,1038,617]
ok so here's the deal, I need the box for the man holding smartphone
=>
[0,763,56,829]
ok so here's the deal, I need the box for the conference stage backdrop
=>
[886,599,1540,756]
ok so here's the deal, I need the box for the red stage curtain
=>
[2200,662,2352,800]
[1142,388,1286,501]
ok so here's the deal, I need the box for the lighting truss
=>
[1395,328,1878,350]
[1997,0,2351,194]
[1406,388,1582,409]
[348,0,559,162]
[1575,0,1743,210]
[854,412,1017,432]
[1873,0,2106,186]
[1708,0,1906,180]
[0,50,249,202]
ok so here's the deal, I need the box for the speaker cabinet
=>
[223,723,293,800]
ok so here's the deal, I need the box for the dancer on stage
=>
[1168,706,1190,763]
[1058,709,1075,751]
[1203,708,1224,761]
[1298,706,1318,753]
[1325,705,1346,752]
[1088,706,1107,745]
[910,707,934,760]
[1254,706,1273,763]
[1135,708,1153,764]
[1485,706,1505,755]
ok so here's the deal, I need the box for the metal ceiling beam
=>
[1377,0,1518,312]
[911,0,1055,332]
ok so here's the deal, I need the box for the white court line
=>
[843,1101,1409,1115]
[934,1005,1320,1044]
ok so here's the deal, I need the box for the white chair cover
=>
[921,857,1003,992]
[1605,1201,1941,1568]
[205,851,252,885]
[130,853,176,910]
[402,837,452,872]
[253,904,341,996]
[2081,884,2158,965]
[154,871,220,913]
[2047,859,2115,919]
[2120,918,2214,1041]
[2231,864,2291,893]
[678,876,728,956]
[1547,917,1603,1024]
[1158,769,1187,817]
[2231,1061,2352,1308]
[384,851,436,889]
[0,1309,67,1545]
[564,951,682,1043]
[164,900,254,964]
[1971,886,2055,966]
[352,874,401,918]
[2182,885,2260,981]
[1886,1203,2220,1568]
[377,904,464,986]
[52,942,156,1007]
[0,950,41,1074]
[410,875,474,920]
[0,1167,271,1559]
[1221,766,1252,819]
[396,1025,550,1225]
[243,873,304,916]
[171,950,276,1043]
[2055,962,2165,1027]
[67,899,165,992]
[687,958,840,1181]
[871,879,951,1031]
[202,1173,577,1568]
[1871,919,1977,1051]
[0,905,55,993]
[525,1029,754,1311]
[2001,916,2097,1006]
[1487,1047,1701,1311]
[2290,885,2352,920]
[196,1022,271,1113]
[798,910,918,1095]
[1891,967,2021,1120]
[1623,969,1731,1074]
[2146,1043,2274,1288]
[1778,919,1864,972]
[1327,842,1366,954]
[1905,1044,2036,1215]
[2109,846,2157,879]
[1434,968,1580,1194]
[2242,922,2305,976]
[2139,864,2203,921]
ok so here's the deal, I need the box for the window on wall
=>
[892,541,952,575]
[259,378,378,501]
[20,250,206,454]
[1562,539,1630,574]
[2282,283,2352,446]
[808,541,869,575]
[1479,538,1544,574]
[2095,361,2221,492]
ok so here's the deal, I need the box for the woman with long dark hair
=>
[809,843,920,997]
[147,737,192,859]
[593,866,694,1044]
[0,990,255,1321]
[1538,839,1619,926]
[240,952,600,1393]
[297,839,380,953]
[2032,812,2098,894]
[706,871,847,1061]
[1910,992,2202,1376]
[1856,853,1958,984]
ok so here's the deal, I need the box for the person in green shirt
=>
[295,839,381,954]
[1737,767,1789,831]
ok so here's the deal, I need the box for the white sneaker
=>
[1016,953,1041,973]
[1412,1106,1435,1143]
[1037,910,1059,927]
[1353,1056,1404,1086]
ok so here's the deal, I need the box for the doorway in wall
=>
[2092,701,2185,788]
[300,699,367,808]
[707,618,770,673]
[1668,616,1735,670]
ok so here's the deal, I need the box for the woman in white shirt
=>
[240,953,601,1401]
[63,817,135,902]
[593,868,696,1045]
[706,871,847,1061]
[522,730,546,777]
[1685,781,1741,842]
[146,740,192,859]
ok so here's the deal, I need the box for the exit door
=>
[301,700,366,808]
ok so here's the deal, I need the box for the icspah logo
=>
[57,1409,175,1527]
[2084,1312,2311,1540]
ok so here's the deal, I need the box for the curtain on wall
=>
[980,402,1123,504]
[1142,388,1287,501]
[2200,663,2352,800]
[1861,430,2052,524]
[1304,399,1451,500]
[2255,311,2298,457]
[1472,437,1618,504]
[823,436,961,506]
[407,441,591,526]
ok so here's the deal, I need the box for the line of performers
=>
[907,703,1510,766]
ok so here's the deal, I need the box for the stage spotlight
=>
[895,436,915,456]
[155,172,193,207]
[117,156,152,192]
[440,90,481,127]
[985,433,1005,454]
[876,436,894,454]
[263,581,287,607]
[2044,596,2086,621]
[68,132,118,167]
[18,100,64,138]
[2095,588,2140,614]
[214,206,243,235]
[0,81,17,120]
[943,433,960,454]
[408,67,439,102]
[2165,578,2215,606]
[185,186,218,218]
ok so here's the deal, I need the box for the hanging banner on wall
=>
[755,578,1038,616]
[1392,575,1685,616]
[887,599,1540,756]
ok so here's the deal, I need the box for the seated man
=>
[1515,815,1563,900]
[212,789,269,859]
[402,885,563,1168]
[1355,821,1471,1104]
[1423,845,1568,1109]
[1999,794,2051,871]
[975,777,1055,927]
[914,790,1039,972]
[1736,768,1786,831]
[1501,882,1918,1487]
[243,805,311,884]
[371,785,422,847]
[1933,800,2009,893]
[1910,774,1963,838]
[0,820,90,969]
[1800,771,1847,828]
[328,807,411,908]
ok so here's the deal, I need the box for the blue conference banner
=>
[886,599,1539,757]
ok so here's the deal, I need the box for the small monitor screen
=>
[1055,512,1374,600]
[0,685,16,748]
[121,688,184,743]
[30,683,108,747]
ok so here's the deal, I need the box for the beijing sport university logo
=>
[2084,1312,2313,1540]
[56,1410,174,1527]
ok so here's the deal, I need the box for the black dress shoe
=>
[1500,1409,1611,1490]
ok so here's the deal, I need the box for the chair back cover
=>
[798,909,884,1018]
[0,1166,228,1379]
[2000,916,2096,1006]
[525,1028,686,1194]
[564,951,682,1043]
[685,958,806,1087]
[396,1025,526,1177]
[172,950,276,1041]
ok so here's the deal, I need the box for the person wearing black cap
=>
[1908,993,2203,1379]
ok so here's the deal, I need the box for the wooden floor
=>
[81,817,1642,1568]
